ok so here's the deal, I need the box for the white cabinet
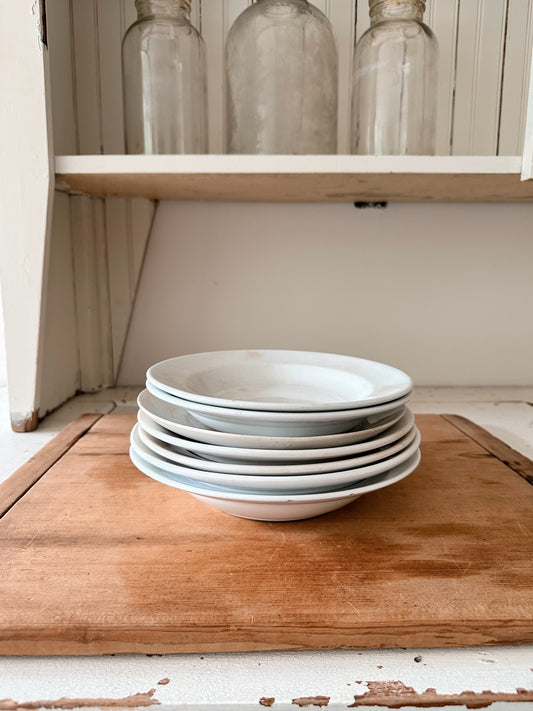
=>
[2,0,533,430]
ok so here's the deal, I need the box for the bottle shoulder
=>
[227,0,334,41]
[357,19,437,49]
[123,16,204,46]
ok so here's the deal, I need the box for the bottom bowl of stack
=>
[129,445,420,521]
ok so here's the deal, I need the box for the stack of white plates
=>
[129,350,421,521]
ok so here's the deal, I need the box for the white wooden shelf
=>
[55,155,533,202]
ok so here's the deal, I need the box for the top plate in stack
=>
[147,349,412,412]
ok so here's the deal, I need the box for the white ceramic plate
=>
[137,408,414,464]
[130,424,421,493]
[136,419,418,475]
[137,389,406,449]
[147,350,413,412]
[144,383,412,437]
[129,444,421,521]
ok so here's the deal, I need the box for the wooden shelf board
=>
[54,155,533,202]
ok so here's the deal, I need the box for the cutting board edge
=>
[1,620,533,656]
[0,413,104,518]
[442,413,533,485]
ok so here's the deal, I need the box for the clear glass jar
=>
[350,0,438,155]
[122,0,208,154]
[225,0,338,154]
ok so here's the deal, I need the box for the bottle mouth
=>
[369,0,426,15]
[135,0,191,13]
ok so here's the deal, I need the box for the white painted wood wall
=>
[44,0,157,415]
[2,0,533,428]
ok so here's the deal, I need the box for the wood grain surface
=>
[0,414,102,517]
[442,414,533,485]
[55,168,533,203]
[0,413,532,655]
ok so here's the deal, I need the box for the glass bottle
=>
[122,0,208,154]
[350,0,438,155]
[225,0,338,154]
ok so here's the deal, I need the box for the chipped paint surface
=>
[259,699,275,707]
[0,690,160,710]
[1,646,533,710]
[10,410,39,433]
[292,697,330,708]
[348,680,533,708]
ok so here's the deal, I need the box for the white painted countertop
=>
[1,386,532,709]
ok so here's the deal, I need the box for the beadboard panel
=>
[46,0,78,155]
[70,196,114,392]
[71,0,104,155]
[328,0,356,153]
[202,1,236,153]
[523,49,533,179]
[425,0,459,156]
[46,0,156,386]
[451,0,507,155]
[499,0,533,155]
[354,0,370,42]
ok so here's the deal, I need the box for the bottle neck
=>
[369,0,425,24]
[135,0,191,21]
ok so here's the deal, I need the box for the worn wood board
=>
[0,413,532,655]
[56,166,533,203]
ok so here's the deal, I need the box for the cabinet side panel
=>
[39,192,80,415]
[0,0,55,430]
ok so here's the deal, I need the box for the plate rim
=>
[137,389,406,449]
[130,423,421,491]
[147,349,413,412]
[144,382,412,424]
[129,440,421,503]
[137,408,416,464]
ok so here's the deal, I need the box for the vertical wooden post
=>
[0,1,55,430]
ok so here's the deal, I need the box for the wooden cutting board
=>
[0,413,532,655]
